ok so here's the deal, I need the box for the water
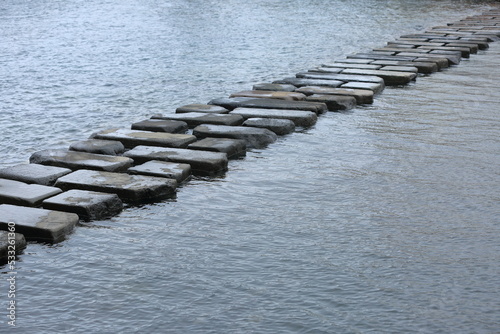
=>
[1,0,500,333]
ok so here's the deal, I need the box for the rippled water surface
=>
[1,0,500,333]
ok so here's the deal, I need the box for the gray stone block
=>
[0,204,78,243]
[208,97,327,114]
[371,60,438,74]
[30,149,133,172]
[397,52,460,65]
[296,71,385,84]
[229,107,317,127]
[305,94,357,111]
[55,170,177,203]
[128,160,191,183]
[0,178,62,207]
[319,63,382,70]
[175,104,230,114]
[243,118,295,135]
[295,86,374,104]
[340,82,384,95]
[42,190,123,221]
[229,90,306,101]
[273,77,344,89]
[0,164,71,186]
[131,119,188,133]
[69,139,125,156]
[151,112,244,127]
[188,138,247,159]
[193,124,277,149]
[339,69,417,85]
[0,231,26,261]
[379,66,419,73]
[124,146,228,176]
[91,128,197,149]
[252,83,297,92]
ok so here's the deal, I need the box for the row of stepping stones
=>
[2,9,500,261]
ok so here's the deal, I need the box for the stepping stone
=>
[0,164,71,186]
[243,118,295,135]
[272,77,344,89]
[0,231,26,260]
[379,66,419,73]
[305,94,356,111]
[55,170,177,203]
[124,146,228,176]
[208,97,327,114]
[30,149,133,172]
[340,82,384,95]
[175,104,230,114]
[91,128,197,149]
[151,112,244,127]
[339,69,417,85]
[229,107,317,127]
[187,138,247,159]
[319,63,382,70]
[128,161,192,183]
[444,43,478,53]
[69,139,125,156]
[229,90,306,101]
[0,178,62,207]
[396,52,460,65]
[370,60,438,74]
[0,204,78,243]
[252,83,297,92]
[42,190,123,222]
[334,59,375,64]
[131,119,188,133]
[296,72,385,84]
[418,45,471,57]
[192,124,278,149]
[387,40,445,47]
[295,86,374,104]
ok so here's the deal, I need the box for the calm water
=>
[1,0,500,333]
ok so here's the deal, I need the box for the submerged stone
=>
[208,97,327,114]
[187,138,247,159]
[193,124,278,149]
[175,104,230,114]
[243,118,295,135]
[0,164,71,186]
[0,178,62,207]
[91,128,197,148]
[295,86,374,104]
[0,231,26,261]
[229,90,306,101]
[151,112,244,127]
[131,119,188,133]
[69,139,125,156]
[0,204,78,243]
[305,94,357,111]
[229,107,317,127]
[128,160,192,183]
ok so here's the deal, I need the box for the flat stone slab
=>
[151,112,244,127]
[0,164,71,186]
[252,83,297,92]
[0,204,78,243]
[128,160,192,183]
[340,82,385,95]
[417,45,471,57]
[370,60,438,74]
[30,149,133,172]
[124,146,228,176]
[296,71,385,84]
[0,231,26,260]
[295,86,373,104]
[229,107,317,127]
[175,104,230,114]
[42,190,123,222]
[187,138,247,159]
[0,178,62,207]
[229,90,306,101]
[272,77,344,89]
[396,52,459,65]
[319,63,382,70]
[193,124,278,149]
[131,119,188,133]
[243,118,295,135]
[208,97,327,114]
[340,69,417,85]
[69,139,125,156]
[55,170,177,203]
[92,128,197,149]
[379,65,419,73]
[305,94,357,111]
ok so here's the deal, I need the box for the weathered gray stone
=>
[208,97,327,114]
[187,138,247,158]
[0,231,26,261]
[151,112,244,127]
[370,60,438,74]
[444,43,478,53]
[0,178,62,207]
[131,119,188,133]
[0,204,78,243]
[193,124,278,149]
[397,52,460,65]
[252,83,297,92]
[229,107,317,127]
[417,45,471,57]
[91,128,197,149]
[379,65,419,73]
[229,90,306,101]
[42,190,123,221]
[55,170,177,203]
[319,63,382,70]
[0,164,71,186]
[305,94,357,111]
[296,72,385,84]
[347,53,419,62]
[340,82,385,95]
[69,139,125,156]
[124,146,228,176]
[340,69,417,85]
[272,77,344,89]
[128,161,192,183]
[30,149,133,172]
[175,104,230,114]
[295,86,374,104]
[334,59,375,64]
[243,118,295,135]
[388,40,445,47]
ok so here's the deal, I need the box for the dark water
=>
[1,0,500,333]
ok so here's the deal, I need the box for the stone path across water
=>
[1,9,500,259]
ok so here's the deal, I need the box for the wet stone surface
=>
[193,124,278,149]
[340,68,417,85]
[229,90,306,101]
[243,118,296,135]
[296,71,385,84]
[131,119,188,133]
[230,107,317,127]
[0,164,71,186]
[0,230,26,261]
[91,128,197,149]
[272,77,344,89]
[187,138,247,159]
[208,96,327,114]
[252,83,297,92]
[128,160,192,183]
[175,104,230,114]
[340,81,385,95]
[151,112,244,127]
[69,139,126,156]
[0,178,62,207]
[295,86,374,104]
[305,94,357,111]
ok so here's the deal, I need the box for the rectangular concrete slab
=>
[295,86,374,104]
[229,107,317,127]
[0,178,63,207]
[340,68,417,85]
[151,112,244,127]
[229,90,306,101]
[272,77,344,89]
[208,97,327,114]
[175,104,230,114]
[91,128,197,149]
[340,82,384,95]
[242,118,295,136]
[192,124,278,149]
[131,119,188,133]
[55,170,177,203]
[30,149,133,172]
[124,146,228,176]
[319,63,382,70]
[252,83,297,92]
[379,66,419,73]
[370,60,438,74]
[296,71,385,84]
[42,189,123,221]
[128,160,191,183]
[69,139,125,156]
[0,204,78,243]
[0,164,71,186]
[187,138,247,158]
[305,94,356,111]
